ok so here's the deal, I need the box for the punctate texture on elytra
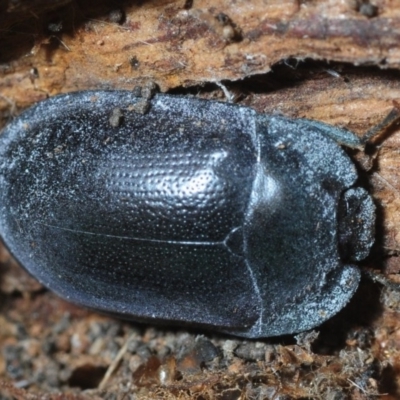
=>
[0,91,375,338]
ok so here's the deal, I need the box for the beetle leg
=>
[298,119,365,149]
[268,101,400,150]
[262,116,364,149]
[360,101,400,145]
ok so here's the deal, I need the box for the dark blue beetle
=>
[0,91,378,337]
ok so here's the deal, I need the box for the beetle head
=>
[338,187,376,262]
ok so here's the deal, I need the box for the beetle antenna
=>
[360,100,400,145]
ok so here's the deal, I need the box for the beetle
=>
[0,90,387,338]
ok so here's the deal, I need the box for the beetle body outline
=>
[0,91,375,338]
